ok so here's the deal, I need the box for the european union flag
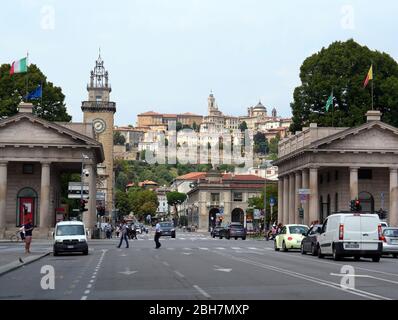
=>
[25,85,42,100]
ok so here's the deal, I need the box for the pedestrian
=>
[24,218,34,254]
[132,225,137,240]
[117,221,129,248]
[154,221,161,249]
[116,225,120,238]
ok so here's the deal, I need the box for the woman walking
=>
[24,218,34,254]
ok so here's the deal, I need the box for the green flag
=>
[325,92,334,112]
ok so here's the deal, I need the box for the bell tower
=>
[81,52,116,220]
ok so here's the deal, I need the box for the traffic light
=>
[354,200,361,212]
[80,199,88,212]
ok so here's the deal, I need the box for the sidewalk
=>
[0,241,52,276]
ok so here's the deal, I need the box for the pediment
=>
[0,116,92,146]
[316,123,398,151]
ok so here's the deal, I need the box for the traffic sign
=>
[298,189,311,195]
[270,197,276,206]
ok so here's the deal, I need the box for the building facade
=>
[274,110,398,227]
[137,111,203,130]
[81,54,116,218]
[0,103,104,238]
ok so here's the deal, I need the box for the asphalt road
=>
[1,232,398,300]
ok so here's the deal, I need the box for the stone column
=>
[289,173,295,224]
[389,168,398,227]
[0,162,8,237]
[283,175,289,225]
[85,163,97,236]
[295,172,302,224]
[350,167,359,201]
[309,167,319,224]
[278,178,283,224]
[39,162,51,230]
[302,169,309,226]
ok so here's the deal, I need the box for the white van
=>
[53,221,88,256]
[317,213,382,262]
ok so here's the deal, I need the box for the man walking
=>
[117,221,129,248]
[154,222,161,249]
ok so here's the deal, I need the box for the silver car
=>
[382,228,398,258]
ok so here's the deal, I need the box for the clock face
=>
[93,118,106,133]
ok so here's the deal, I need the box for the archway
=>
[17,187,38,227]
[231,208,244,224]
[208,208,220,231]
[358,191,375,213]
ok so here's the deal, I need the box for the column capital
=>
[309,166,319,172]
[295,171,302,178]
[390,167,398,173]
[349,166,360,171]
[0,161,8,167]
[41,161,51,166]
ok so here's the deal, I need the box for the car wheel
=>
[301,243,306,255]
[317,245,324,259]
[393,254,398,259]
[372,256,381,262]
[242,237,246,241]
[274,241,280,251]
[354,256,360,261]
[282,241,288,252]
[83,249,88,256]
[226,235,230,240]
[235,237,238,240]
[311,244,318,256]
[212,235,215,238]
[53,251,59,256]
[219,236,223,239]
[332,245,341,261]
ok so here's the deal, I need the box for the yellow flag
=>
[364,65,373,88]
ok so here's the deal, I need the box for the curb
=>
[0,252,51,277]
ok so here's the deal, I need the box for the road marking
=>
[119,269,138,276]
[81,296,87,300]
[70,285,76,289]
[193,285,211,298]
[87,284,92,289]
[330,273,398,285]
[182,252,192,255]
[215,247,226,250]
[183,248,193,251]
[249,247,259,250]
[84,290,90,295]
[90,280,94,283]
[214,250,391,300]
[163,261,170,267]
[174,270,185,278]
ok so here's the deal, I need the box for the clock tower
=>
[81,53,116,219]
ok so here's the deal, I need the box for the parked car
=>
[301,224,323,256]
[159,221,176,238]
[211,226,225,238]
[53,221,88,256]
[317,213,383,262]
[222,223,247,240]
[275,224,309,252]
[381,227,398,258]
[381,221,389,228]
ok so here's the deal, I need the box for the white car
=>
[317,213,382,262]
[53,221,88,256]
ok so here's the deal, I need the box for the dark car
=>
[301,224,322,256]
[211,226,225,238]
[222,223,247,240]
[159,221,176,238]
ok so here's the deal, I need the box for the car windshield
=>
[384,229,398,237]
[230,224,244,229]
[160,223,173,228]
[56,225,85,236]
[289,226,309,234]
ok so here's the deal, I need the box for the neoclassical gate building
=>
[0,103,104,239]
[274,110,398,227]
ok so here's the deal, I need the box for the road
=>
[1,232,398,300]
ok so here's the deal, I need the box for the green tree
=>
[176,121,183,132]
[115,190,131,218]
[239,121,248,132]
[0,64,71,121]
[113,131,126,145]
[128,189,158,220]
[166,191,187,218]
[248,183,279,224]
[253,132,268,154]
[290,39,398,132]
[115,172,129,191]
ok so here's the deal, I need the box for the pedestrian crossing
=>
[117,245,272,254]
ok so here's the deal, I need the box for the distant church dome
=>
[252,101,267,116]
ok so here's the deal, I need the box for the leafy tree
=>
[113,131,126,145]
[176,121,183,131]
[167,191,187,218]
[115,172,129,191]
[192,122,199,132]
[253,132,268,154]
[128,189,159,219]
[115,190,131,218]
[248,183,279,224]
[239,121,248,132]
[0,64,71,121]
[290,39,398,132]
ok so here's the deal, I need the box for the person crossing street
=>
[154,222,161,249]
[117,221,129,248]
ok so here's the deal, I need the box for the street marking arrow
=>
[119,268,138,275]
[214,265,232,273]
[182,252,192,255]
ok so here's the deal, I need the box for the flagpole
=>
[25,52,29,103]
[331,89,334,127]
[371,73,374,111]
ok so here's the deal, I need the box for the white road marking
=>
[174,270,185,278]
[248,247,259,250]
[330,273,398,285]
[182,252,192,255]
[90,280,94,283]
[193,285,211,298]
[87,284,92,289]
[215,247,226,250]
[84,290,90,294]
[163,261,170,266]
[81,296,87,300]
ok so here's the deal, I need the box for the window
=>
[321,220,328,233]
[96,95,102,102]
[23,164,34,174]
[233,192,243,202]
[211,193,220,202]
[359,169,372,180]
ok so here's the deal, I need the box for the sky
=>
[1,0,398,126]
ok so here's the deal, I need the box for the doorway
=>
[17,188,38,226]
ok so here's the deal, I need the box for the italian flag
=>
[10,57,28,75]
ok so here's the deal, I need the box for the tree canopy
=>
[113,131,126,145]
[0,64,72,121]
[167,191,187,217]
[290,39,398,132]
[253,132,268,155]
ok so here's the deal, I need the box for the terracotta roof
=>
[139,180,159,186]
[162,114,178,118]
[138,111,161,116]
[176,172,207,180]
[229,184,266,189]
[176,172,265,182]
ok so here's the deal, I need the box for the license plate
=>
[344,243,359,249]
[67,245,74,249]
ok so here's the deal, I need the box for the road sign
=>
[68,182,89,199]
[270,197,276,206]
[298,189,311,195]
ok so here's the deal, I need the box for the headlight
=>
[55,239,63,243]
[79,239,87,242]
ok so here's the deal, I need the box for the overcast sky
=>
[1,0,398,125]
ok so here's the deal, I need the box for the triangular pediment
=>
[0,114,99,146]
[314,122,398,151]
